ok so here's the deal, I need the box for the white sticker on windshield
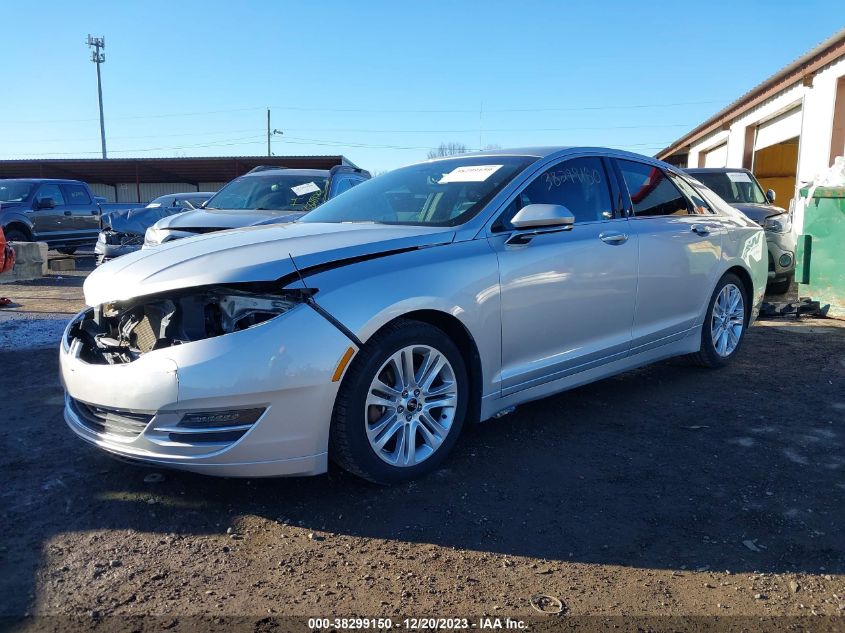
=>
[291,182,321,196]
[438,164,503,184]
[727,171,752,183]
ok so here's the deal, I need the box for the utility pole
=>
[267,109,271,157]
[87,35,107,159]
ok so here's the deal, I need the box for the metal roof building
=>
[657,29,845,212]
[0,155,357,202]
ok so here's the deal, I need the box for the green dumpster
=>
[796,185,845,317]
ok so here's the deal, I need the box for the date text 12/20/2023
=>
[307,617,528,630]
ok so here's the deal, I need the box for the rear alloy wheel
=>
[330,319,468,483]
[692,273,748,368]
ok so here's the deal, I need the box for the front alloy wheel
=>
[330,319,468,483]
[365,345,458,467]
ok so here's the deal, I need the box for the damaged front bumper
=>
[59,292,357,477]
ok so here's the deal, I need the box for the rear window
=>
[617,160,689,217]
[63,184,92,205]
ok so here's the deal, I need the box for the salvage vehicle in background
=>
[143,165,370,247]
[685,167,795,294]
[60,147,767,483]
[96,192,215,264]
[0,178,103,254]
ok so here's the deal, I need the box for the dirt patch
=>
[1,320,844,626]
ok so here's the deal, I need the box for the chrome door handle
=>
[599,231,628,245]
[691,224,710,236]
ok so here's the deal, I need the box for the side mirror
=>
[511,204,575,230]
[36,197,55,210]
[766,189,776,203]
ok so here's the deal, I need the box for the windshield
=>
[301,156,534,226]
[205,174,328,212]
[0,181,34,203]
[692,171,767,205]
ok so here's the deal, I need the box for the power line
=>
[0,98,730,126]
[2,135,266,157]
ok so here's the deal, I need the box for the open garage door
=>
[753,138,798,208]
[752,106,801,207]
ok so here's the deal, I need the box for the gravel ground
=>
[1,257,844,630]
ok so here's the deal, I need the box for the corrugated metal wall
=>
[198,182,226,192]
[88,183,116,202]
[139,182,198,202]
[113,182,202,203]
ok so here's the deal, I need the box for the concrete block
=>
[0,241,47,284]
[48,257,76,272]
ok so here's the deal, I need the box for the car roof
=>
[419,146,678,169]
[242,168,330,178]
[0,178,84,184]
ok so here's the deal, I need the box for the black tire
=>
[691,273,749,368]
[56,247,77,256]
[767,274,792,295]
[3,227,29,243]
[329,318,469,484]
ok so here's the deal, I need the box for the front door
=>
[489,155,638,396]
[31,183,70,241]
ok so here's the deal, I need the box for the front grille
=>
[70,398,153,439]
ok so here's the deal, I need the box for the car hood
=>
[155,208,307,231]
[105,206,178,235]
[84,222,455,305]
[730,202,786,224]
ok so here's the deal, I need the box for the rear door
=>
[613,158,725,352]
[61,183,100,238]
[490,154,638,394]
[31,183,70,241]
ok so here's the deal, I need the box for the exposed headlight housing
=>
[763,213,791,234]
[67,287,315,365]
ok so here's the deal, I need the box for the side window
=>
[35,184,65,206]
[62,184,92,205]
[509,156,613,225]
[668,174,713,215]
[617,160,689,217]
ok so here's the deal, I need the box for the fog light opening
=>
[179,408,265,428]
[779,253,792,268]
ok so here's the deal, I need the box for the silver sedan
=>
[59,147,767,483]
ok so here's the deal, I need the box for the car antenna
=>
[288,252,309,291]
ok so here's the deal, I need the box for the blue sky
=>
[2,1,843,172]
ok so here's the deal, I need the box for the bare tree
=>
[427,142,468,160]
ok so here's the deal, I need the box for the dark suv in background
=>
[0,178,102,254]
[685,167,795,294]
